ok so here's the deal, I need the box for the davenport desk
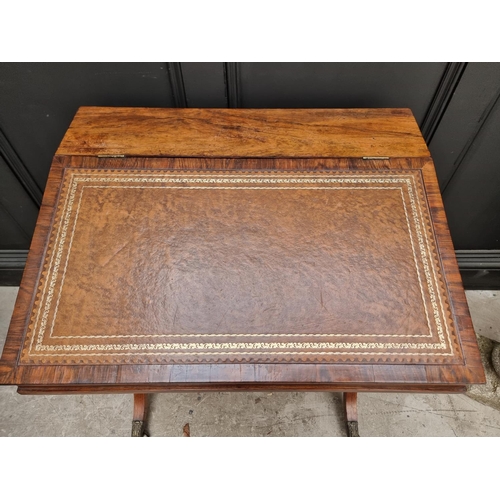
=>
[0,107,485,436]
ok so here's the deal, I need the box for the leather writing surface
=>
[20,168,463,365]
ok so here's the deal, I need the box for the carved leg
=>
[131,394,149,437]
[343,392,360,437]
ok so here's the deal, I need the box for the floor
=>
[1,287,499,437]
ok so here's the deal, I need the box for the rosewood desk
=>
[0,107,485,436]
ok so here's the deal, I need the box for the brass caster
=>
[346,421,360,437]
[131,420,149,437]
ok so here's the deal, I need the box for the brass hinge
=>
[362,156,389,160]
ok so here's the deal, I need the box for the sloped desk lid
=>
[19,168,463,366]
[0,108,484,388]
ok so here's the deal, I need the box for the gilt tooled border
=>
[21,170,460,364]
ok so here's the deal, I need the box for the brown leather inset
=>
[20,169,462,365]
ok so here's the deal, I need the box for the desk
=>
[0,107,485,436]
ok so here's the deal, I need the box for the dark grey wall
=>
[0,63,173,192]
[1,62,499,286]
[428,63,500,250]
[238,63,446,124]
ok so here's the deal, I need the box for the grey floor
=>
[1,287,499,437]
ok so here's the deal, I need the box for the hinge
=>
[97,154,125,158]
[362,156,389,160]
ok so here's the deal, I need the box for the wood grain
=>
[0,157,65,382]
[59,156,430,171]
[56,107,430,158]
[17,384,467,395]
[133,394,147,421]
[344,392,358,421]
[421,160,485,384]
[0,109,485,396]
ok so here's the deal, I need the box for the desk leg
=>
[131,394,149,437]
[343,392,360,437]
